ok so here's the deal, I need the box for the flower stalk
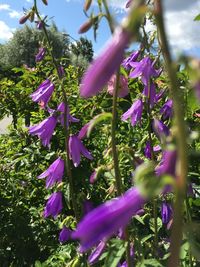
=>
[154,1,188,266]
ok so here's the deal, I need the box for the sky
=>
[0,0,200,57]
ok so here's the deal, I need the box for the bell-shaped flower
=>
[144,141,161,159]
[161,202,172,225]
[71,187,145,252]
[107,74,129,98]
[80,28,131,98]
[142,83,156,108]
[59,227,72,244]
[155,150,177,177]
[152,118,169,140]
[78,122,90,139]
[28,115,57,147]
[155,89,166,102]
[129,57,160,86]
[43,192,63,219]
[121,50,140,70]
[30,79,55,107]
[38,157,64,188]
[35,47,46,62]
[69,135,93,167]
[88,240,107,265]
[121,99,143,126]
[160,99,173,120]
[57,102,79,128]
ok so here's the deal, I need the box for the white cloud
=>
[8,10,22,19]
[0,20,15,41]
[0,4,10,11]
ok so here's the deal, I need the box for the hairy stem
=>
[154,1,188,266]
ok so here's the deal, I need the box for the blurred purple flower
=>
[58,66,65,78]
[29,115,57,147]
[78,122,90,139]
[71,187,145,252]
[35,47,46,62]
[144,141,161,159]
[57,102,79,128]
[80,28,131,98]
[38,157,64,188]
[88,240,107,265]
[152,118,169,139]
[36,21,43,29]
[194,81,200,102]
[69,135,93,167]
[155,89,166,102]
[160,99,173,120]
[155,150,177,177]
[122,50,140,70]
[30,79,55,107]
[121,99,143,126]
[107,74,129,98]
[129,57,160,86]
[83,200,94,215]
[43,192,63,218]
[142,83,156,108]
[59,227,72,243]
[90,170,97,184]
[161,202,172,225]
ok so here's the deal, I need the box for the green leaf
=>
[194,14,200,21]
[87,112,112,137]
[104,239,126,267]
[136,258,163,267]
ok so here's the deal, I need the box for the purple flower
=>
[155,89,166,102]
[144,141,161,159]
[83,200,94,215]
[161,202,172,225]
[88,240,107,265]
[38,157,64,188]
[90,170,97,184]
[71,187,145,252]
[129,57,160,86]
[160,99,173,120]
[58,66,65,78]
[78,122,90,139]
[152,118,169,139]
[30,79,55,107]
[80,28,131,98]
[121,99,143,126]
[194,81,200,102]
[107,74,129,98]
[43,192,63,218]
[29,115,57,147]
[142,83,156,108]
[57,102,79,128]
[69,135,93,167]
[59,227,72,243]
[35,47,46,62]
[122,50,140,70]
[155,150,177,177]
[36,21,43,30]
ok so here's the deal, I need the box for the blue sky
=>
[0,0,200,57]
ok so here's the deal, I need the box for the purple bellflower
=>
[78,122,90,139]
[30,79,55,107]
[90,170,97,184]
[107,74,129,98]
[35,47,46,62]
[194,81,200,102]
[144,141,161,159]
[121,99,143,126]
[155,150,177,177]
[80,28,131,98]
[152,118,169,139]
[36,21,43,30]
[59,227,72,243]
[57,102,79,128]
[38,157,64,188]
[69,135,93,167]
[29,115,57,147]
[122,50,140,70]
[160,99,173,120]
[155,89,166,102]
[43,192,63,219]
[161,202,172,225]
[129,57,160,86]
[88,240,107,265]
[71,187,145,252]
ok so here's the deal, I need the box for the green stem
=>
[34,0,79,220]
[102,0,114,33]
[154,1,188,266]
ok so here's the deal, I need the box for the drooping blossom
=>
[152,118,169,139]
[72,187,145,252]
[38,157,64,188]
[19,13,30,24]
[36,21,43,30]
[155,150,177,176]
[129,57,160,86]
[155,89,166,102]
[43,192,63,218]
[35,47,46,62]
[69,135,93,167]
[142,83,156,108]
[83,200,94,215]
[78,122,90,139]
[88,240,107,265]
[160,99,173,120]
[80,28,131,98]
[57,102,79,128]
[122,50,140,70]
[121,99,143,126]
[30,79,55,107]
[161,202,172,225]
[144,141,161,159]
[107,74,129,98]
[59,227,72,243]
[29,115,57,147]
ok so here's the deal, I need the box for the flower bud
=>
[78,18,96,34]
[84,0,93,12]
[42,0,48,5]
[19,13,30,24]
